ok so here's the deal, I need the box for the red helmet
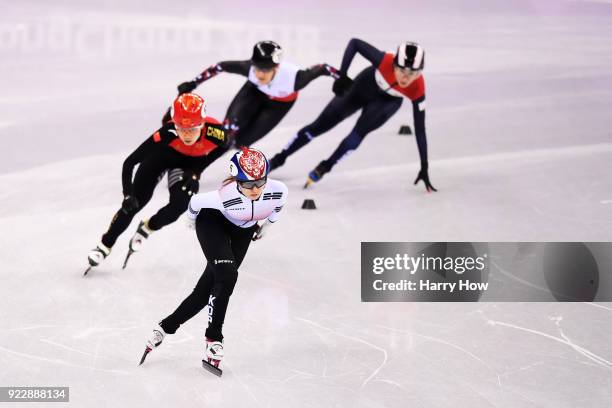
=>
[171,93,207,128]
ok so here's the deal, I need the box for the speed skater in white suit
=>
[139,147,288,376]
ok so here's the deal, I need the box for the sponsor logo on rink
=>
[361,242,612,302]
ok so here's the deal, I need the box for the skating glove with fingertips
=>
[252,220,270,241]
[413,167,437,193]
[332,75,353,96]
[177,81,197,94]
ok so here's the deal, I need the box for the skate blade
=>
[139,347,152,365]
[83,266,93,276]
[122,249,135,269]
[303,177,315,189]
[202,359,223,377]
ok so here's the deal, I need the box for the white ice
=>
[1,1,612,407]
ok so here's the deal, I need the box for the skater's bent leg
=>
[160,264,214,334]
[325,98,402,168]
[205,223,255,341]
[276,95,361,160]
[194,210,248,341]
[231,226,256,269]
[224,82,265,140]
[100,166,158,247]
[148,178,198,231]
[234,100,293,148]
[325,129,367,168]
[204,263,238,342]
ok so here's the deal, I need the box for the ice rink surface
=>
[1,1,612,406]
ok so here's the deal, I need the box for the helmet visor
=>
[393,63,422,74]
[238,178,267,189]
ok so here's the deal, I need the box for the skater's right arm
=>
[178,61,252,94]
[187,191,223,220]
[339,38,385,75]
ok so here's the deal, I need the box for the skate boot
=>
[84,242,111,275]
[129,220,153,252]
[123,220,153,269]
[304,160,332,188]
[202,338,224,376]
[268,152,287,171]
[139,325,165,365]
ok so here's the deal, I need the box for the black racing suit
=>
[165,60,339,169]
[100,120,226,248]
[160,209,257,341]
[271,38,429,175]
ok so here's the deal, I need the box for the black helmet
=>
[251,40,283,69]
[394,42,425,71]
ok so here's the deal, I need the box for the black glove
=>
[252,220,270,241]
[332,74,353,97]
[179,171,199,196]
[177,81,197,94]
[121,195,139,214]
[413,167,437,193]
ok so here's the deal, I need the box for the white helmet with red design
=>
[229,147,270,181]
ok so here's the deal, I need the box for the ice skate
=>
[84,242,111,276]
[123,220,153,269]
[202,338,224,377]
[304,160,331,189]
[139,326,165,365]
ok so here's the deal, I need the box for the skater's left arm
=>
[294,64,341,91]
[411,95,437,193]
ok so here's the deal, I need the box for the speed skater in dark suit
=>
[269,38,437,192]
[84,93,229,274]
[139,148,288,376]
[162,40,342,164]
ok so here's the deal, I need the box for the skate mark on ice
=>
[222,361,263,407]
[6,324,63,332]
[489,259,552,294]
[376,324,499,380]
[72,325,143,339]
[296,317,388,388]
[40,338,122,361]
[552,316,612,369]
[372,378,410,392]
[584,302,612,312]
[0,344,129,374]
[530,203,612,225]
[487,319,612,370]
